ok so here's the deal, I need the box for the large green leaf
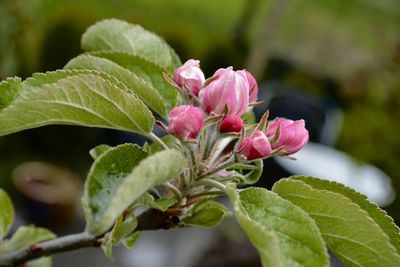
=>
[290,176,400,256]
[64,54,167,116]
[0,74,154,137]
[84,145,187,234]
[81,19,180,71]
[273,178,400,267]
[91,51,179,109]
[0,189,14,240]
[84,144,148,234]
[182,200,231,228]
[0,77,22,110]
[227,185,284,267]
[229,185,328,267]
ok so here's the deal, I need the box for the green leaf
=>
[101,214,138,259]
[227,184,284,267]
[273,178,400,267]
[65,54,167,116]
[0,189,14,240]
[84,144,148,234]
[84,146,187,234]
[5,225,55,251]
[122,231,141,249]
[0,74,154,137]
[89,144,112,160]
[230,185,328,267]
[91,51,179,109]
[81,19,180,71]
[182,200,231,228]
[241,160,263,185]
[0,77,22,110]
[144,135,178,155]
[290,176,400,256]
[27,257,52,267]
[140,193,177,212]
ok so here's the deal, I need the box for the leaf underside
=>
[273,178,400,267]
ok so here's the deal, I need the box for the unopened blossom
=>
[173,59,205,96]
[168,105,204,140]
[245,71,258,103]
[219,115,243,133]
[267,118,309,155]
[238,130,272,160]
[199,67,250,116]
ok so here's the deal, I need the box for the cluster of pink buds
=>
[165,59,309,163]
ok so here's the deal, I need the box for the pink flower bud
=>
[267,118,309,155]
[199,67,249,116]
[238,130,272,160]
[219,115,243,133]
[173,59,205,96]
[168,105,204,140]
[245,71,258,103]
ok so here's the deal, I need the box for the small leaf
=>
[101,214,138,259]
[2,225,55,255]
[273,178,400,267]
[144,135,178,155]
[227,184,284,267]
[141,193,177,212]
[84,144,148,234]
[182,200,232,228]
[241,160,263,185]
[91,51,179,109]
[89,144,112,160]
[85,146,187,234]
[27,257,52,267]
[0,189,14,240]
[0,74,155,137]
[0,77,22,110]
[122,231,141,249]
[65,55,166,116]
[81,19,179,71]
[230,185,328,267]
[290,176,400,256]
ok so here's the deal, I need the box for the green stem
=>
[148,133,169,150]
[191,178,227,192]
[163,182,182,203]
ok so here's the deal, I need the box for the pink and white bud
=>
[238,130,272,160]
[267,118,309,155]
[173,59,205,96]
[199,67,250,116]
[168,105,204,140]
[245,71,258,103]
[219,115,243,133]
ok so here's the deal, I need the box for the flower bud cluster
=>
[167,59,309,162]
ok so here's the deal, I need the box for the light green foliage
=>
[230,185,328,267]
[273,178,400,267]
[89,144,112,160]
[64,54,167,116]
[0,74,155,137]
[122,231,141,249]
[26,257,52,267]
[84,146,187,234]
[1,226,55,267]
[227,185,284,267]
[0,189,14,240]
[101,214,138,259]
[4,226,55,251]
[84,144,148,234]
[140,193,177,212]
[81,19,180,72]
[182,200,232,228]
[290,176,400,255]
[0,77,22,110]
[91,51,179,109]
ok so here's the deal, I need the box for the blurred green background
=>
[1,0,400,225]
